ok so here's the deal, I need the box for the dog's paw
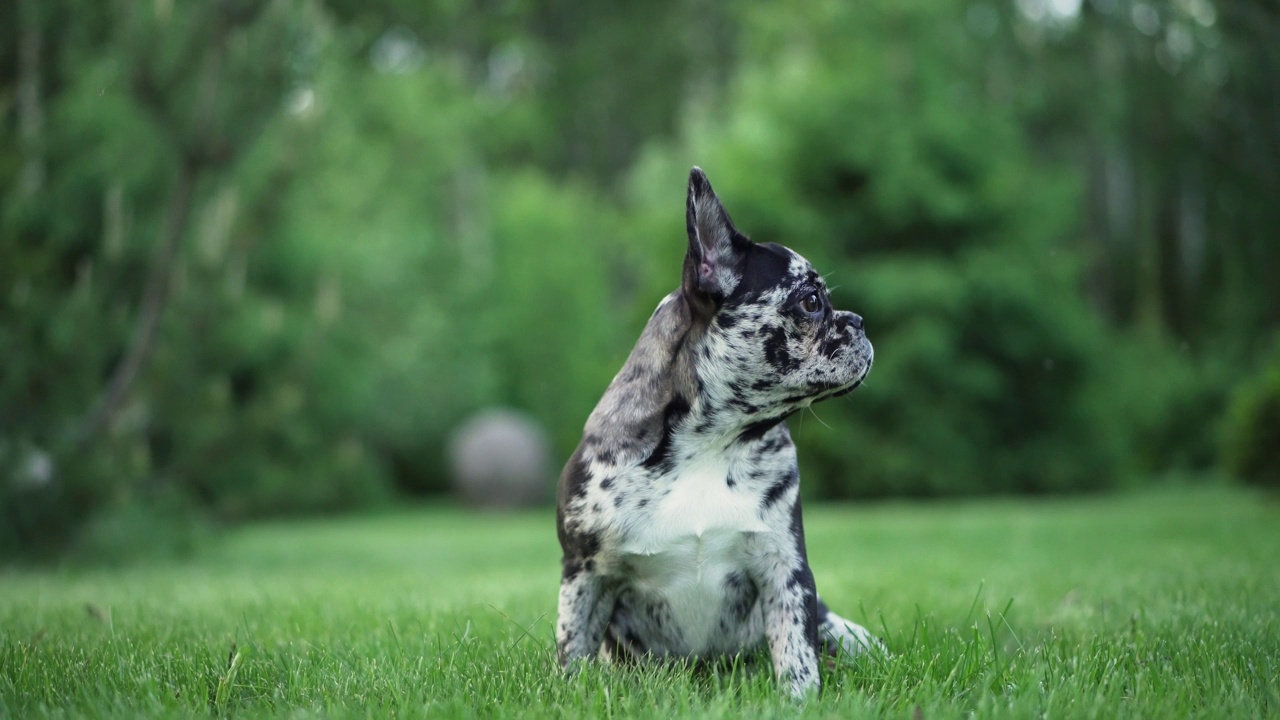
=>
[776,660,822,701]
[557,651,592,676]
[820,615,889,663]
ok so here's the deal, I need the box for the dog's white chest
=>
[620,455,769,556]
[616,455,769,652]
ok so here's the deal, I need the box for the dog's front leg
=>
[555,559,616,670]
[752,506,822,698]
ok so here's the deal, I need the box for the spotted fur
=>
[556,167,883,699]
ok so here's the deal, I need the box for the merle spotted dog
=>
[555,167,884,698]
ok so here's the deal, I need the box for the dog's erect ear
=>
[684,167,750,309]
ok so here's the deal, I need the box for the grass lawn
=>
[2,486,1277,718]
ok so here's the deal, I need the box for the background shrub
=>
[1222,341,1280,490]
[2,0,1277,560]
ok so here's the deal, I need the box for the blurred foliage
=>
[625,0,1127,496]
[1222,341,1280,490]
[1,0,1277,559]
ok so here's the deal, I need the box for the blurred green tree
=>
[0,0,388,557]
[2,0,1277,561]
[624,0,1124,496]
[1222,340,1280,491]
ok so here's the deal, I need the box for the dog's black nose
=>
[849,313,864,331]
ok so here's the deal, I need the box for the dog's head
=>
[682,167,872,425]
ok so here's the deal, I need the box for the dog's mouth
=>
[829,368,870,397]
[803,353,875,404]
[825,355,873,400]
[829,363,870,397]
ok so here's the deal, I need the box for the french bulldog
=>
[555,167,883,698]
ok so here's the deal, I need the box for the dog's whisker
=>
[806,405,832,430]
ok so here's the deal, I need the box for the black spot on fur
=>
[763,325,800,374]
[724,572,758,620]
[555,451,595,567]
[600,477,614,490]
[725,242,794,305]
[559,522,602,582]
[647,602,668,629]
[786,566,807,590]
[561,556,584,581]
[819,331,847,360]
[641,394,691,472]
[561,452,592,502]
[738,413,792,443]
[623,628,648,654]
[785,560,821,658]
[578,529,601,557]
[762,468,798,509]
[789,496,806,538]
[757,434,792,455]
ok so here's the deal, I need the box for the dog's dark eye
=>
[800,293,821,314]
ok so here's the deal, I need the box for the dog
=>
[555,167,883,698]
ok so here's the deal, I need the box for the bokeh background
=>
[2,0,1277,562]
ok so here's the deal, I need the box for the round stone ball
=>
[448,408,551,508]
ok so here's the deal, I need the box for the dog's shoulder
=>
[557,291,700,548]
[579,290,703,469]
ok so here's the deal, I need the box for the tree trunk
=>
[72,9,231,448]
[74,158,199,447]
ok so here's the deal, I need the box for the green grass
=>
[2,486,1278,718]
